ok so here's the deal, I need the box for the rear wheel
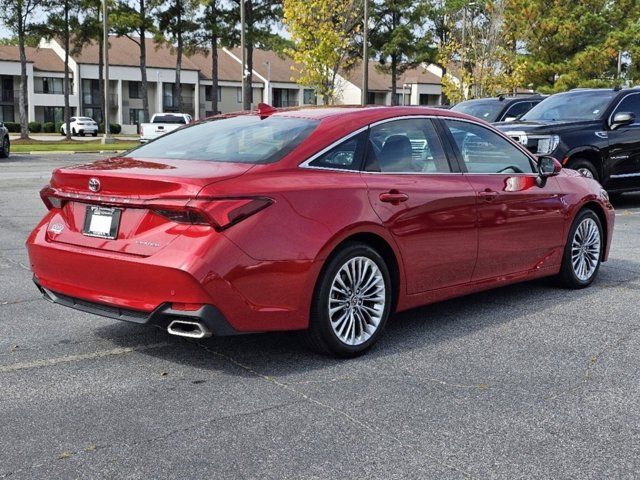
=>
[569,158,599,182]
[71,128,76,136]
[557,209,603,288]
[0,135,9,158]
[92,132,97,137]
[304,243,392,357]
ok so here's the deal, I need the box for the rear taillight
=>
[152,197,273,231]
[40,186,64,210]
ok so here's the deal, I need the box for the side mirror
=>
[537,156,562,187]
[610,112,635,130]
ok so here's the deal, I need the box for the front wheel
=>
[0,136,9,158]
[569,158,599,182]
[557,209,603,288]
[304,243,392,357]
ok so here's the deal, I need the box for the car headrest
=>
[379,135,413,172]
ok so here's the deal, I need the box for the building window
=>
[83,107,102,123]
[129,108,145,125]
[204,86,223,102]
[82,79,100,105]
[39,77,64,94]
[129,81,142,99]
[303,89,316,105]
[44,106,65,124]
[236,87,242,103]
[367,92,376,105]
[0,105,14,122]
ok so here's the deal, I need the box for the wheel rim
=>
[577,167,594,179]
[571,218,601,281]
[328,256,386,346]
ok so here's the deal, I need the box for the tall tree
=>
[283,0,361,104]
[370,0,429,105]
[111,0,158,122]
[0,0,49,138]
[155,0,200,113]
[42,0,79,138]
[199,0,234,114]
[229,0,282,109]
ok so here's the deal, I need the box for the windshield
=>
[126,115,319,164]
[451,100,504,122]
[522,90,616,122]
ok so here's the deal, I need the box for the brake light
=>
[40,186,64,210]
[190,197,273,231]
[151,197,273,231]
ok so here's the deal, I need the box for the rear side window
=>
[126,115,318,164]
[365,118,450,173]
[502,102,532,121]
[308,132,365,170]
[444,119,535,174]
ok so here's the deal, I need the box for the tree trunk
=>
[64,0,71,140]
[17,16,29,139]
[211,36,219,114]
[390,56,398,106]
[440,66,448,105]
[175,0,183,112]
[98,32,105,127]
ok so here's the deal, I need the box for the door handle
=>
[478,188,498,201]
[379,191,409,205]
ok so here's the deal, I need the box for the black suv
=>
[0,122,9,158]
[450,95,543,123]
[495,88,640,194]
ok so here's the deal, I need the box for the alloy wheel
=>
[577,167,594,179]
[571,218,601,281]
[328,256,386,346]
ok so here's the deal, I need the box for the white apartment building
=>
[0,37,443,134]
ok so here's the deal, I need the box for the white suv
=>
[61,117,99,137]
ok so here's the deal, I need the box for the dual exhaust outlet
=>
[167,319,212,339]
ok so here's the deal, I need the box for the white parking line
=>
[0,342,172,373]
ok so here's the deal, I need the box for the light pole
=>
[361,0,369,106]
[101,0,114,144]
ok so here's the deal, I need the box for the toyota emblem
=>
[88,178,101,192]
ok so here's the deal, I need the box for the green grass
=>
[12,141,139,153]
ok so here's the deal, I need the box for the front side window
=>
[612,94,640,125]
[365,118,450,173]
[444,120,535,174]
[125,115,318,164]
[502,102,533,121]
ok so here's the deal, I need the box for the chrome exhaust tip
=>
[167,319,212,339]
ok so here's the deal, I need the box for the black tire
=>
[569,158,599,182]
[92,132,97,137]
[557,209,603,289]
[60,129,65,136]
[80,131,85,137]
[0,135,9,158]
[304,242,392,357]
[71,128,76,136]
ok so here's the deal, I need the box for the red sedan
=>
[26,106,614,357]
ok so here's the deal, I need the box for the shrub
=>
[98,123,122,134]
[28,121,42,133]
[55,121,63,133]
[3,122,20,133]
[42,122,55,133]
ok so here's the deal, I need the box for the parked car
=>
[495,87,640,195]
[139,113,192,143]
[0,122,9,158]
[451,95,543,123]
[27,105,614,357]
[60,117,99,137]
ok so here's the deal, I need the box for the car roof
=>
[270,105,472,122]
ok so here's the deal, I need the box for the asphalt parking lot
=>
[1,153,639,479]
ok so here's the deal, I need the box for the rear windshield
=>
[153,115,188,124]
[78,117,95,122]
[126,115,319,164]
[451,100,504,122]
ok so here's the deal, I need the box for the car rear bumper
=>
[35,280,239,335]
[26,217,316,333]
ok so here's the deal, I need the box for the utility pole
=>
[102,0,114,144]
[361,0,369,106]
[240,0,250,110]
